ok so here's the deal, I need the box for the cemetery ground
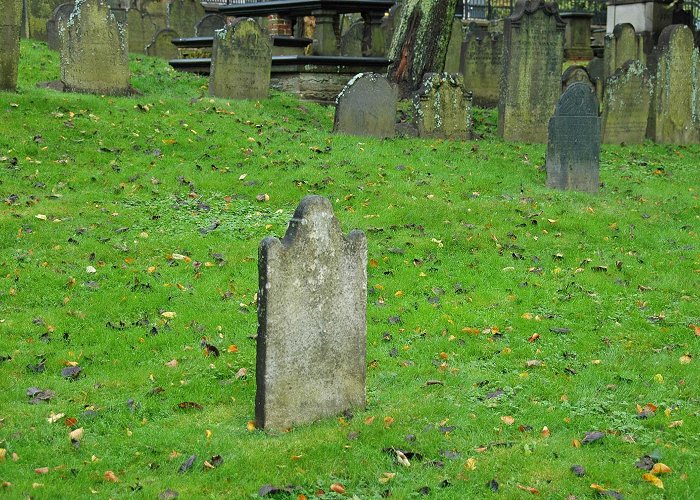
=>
[1,41,698,498]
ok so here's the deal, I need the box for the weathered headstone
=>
[647,24,700,145]
[546,82,600,192]
[333,73,397,138]
[145,27,179,59]
[127,8,158,53]
[460,29,503,108]
[60,0,130,95]
[561,65,594,92]
[388,0,459,98]
[602,60,651,144]
[1,0,21,91]
[603,23,645,80]
[195,13,225,37]
[46,2,74,51]
[414,72,472,140]
[209,18,271,100]
[256,195,367,430]
[498,0,565,143]
[443,18,464,74]
[340,19,363,56]
[167,0,204,39]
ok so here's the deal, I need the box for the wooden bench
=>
[217,0,394,56]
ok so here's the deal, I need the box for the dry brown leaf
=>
[330,483,345,494]
[364,416,375,425]
[572,439,581,448]
[34,467,49,474]
[517,484,539,494]
[378,472,395,484]
[501,416,515,425]
[165,359,178,368]
[642,473,664,489]
[68,427,84,441]
[384,416,394,428]
[396,450,410,467]
[0,449,5,462]
[104,471,119,482]
[679,354,692,364]
[668,420,683,428]
[541,426,550,437]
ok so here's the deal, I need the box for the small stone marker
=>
[256,195,367,430]
[498,0,565,143]
[145,28,179,59]
[413,72,472,140]
[647,24,700,145]
[602,60,651,144]
[1,0,21,91]
[460,29,503,108]
[603,23,645,81]
[59,0,130,96]
[546,82,600,192]
[333,73,397,138]
[209,18,271,100]
[46,2,74,51]
[195,13,226,37]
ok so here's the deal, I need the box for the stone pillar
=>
[561,11,593,60]
[1,0,22,91]
[311,9,339,55]
[267,13,292,36]
[361,11,385,56]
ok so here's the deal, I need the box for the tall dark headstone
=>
[256,196,367,430]
[333,73,397,138]
[546,82,600,192]
[209,18,271,100]
[1,0,22,91]
[498,0,565,143]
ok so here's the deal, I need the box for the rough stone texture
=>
[460,29,503,108]
[603,23,645,81]
[546,82,600,192]
[647,24,700,145]
[414,72,472,140]
[256,195,367,430]
[60,0,130,95]
[1,0,22,91]
[209,18,271,100]
[167,0,204,39]
[127,8,158,53]
[333,73,396,138]
[340,19,363,56]
[195,13,225,37]
[46,2,74,50]
[561,65,594,92]
[602,60,651,144]
[561,12,593,60]
[388,0,459,99]
[145,27,179,59]
[587,56,604,82]
[443,18,464,74]
[271,71,360,103]
[498,0,565,143]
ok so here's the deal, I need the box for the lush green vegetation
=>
[0,41,698,498]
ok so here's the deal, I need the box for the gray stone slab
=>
[59,0,131,95]
[333,72,396,138]
[145,27,179,59]
[46,2,74,51]
[602,60,651,144]
[195,13,225,37]
[498,0,565,143]
[209,18,271,100]
[546,82,600,192]
[413,72,472,140]
[167,0,204,38]
[460,30,502,108]
[256,195,367,430]
[603,23,645,81]
[0,0,21,91]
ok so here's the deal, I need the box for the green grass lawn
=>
[0,41,698,498]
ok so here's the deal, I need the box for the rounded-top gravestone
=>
[333,73,397,138]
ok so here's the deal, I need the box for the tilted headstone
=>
[546,82,600,192]
[0,0,21,91]
[460,30,503,108]
[498,0,565,143]
[145,27,179,59]
[127,8,158,53]
[60,0,130,96]
[444,18,464,74]
[195,13,225,37]
[586,56,604,83]
[167,0,204,39]
[46,3,74,51]
[209,18,271,100]
[561,65,594,92]
[602,60,651,144]
[647,24,700,145]
[333,73,397,138]
[603,23,645,81]
[414,73,472,140]
[256,195,367,430]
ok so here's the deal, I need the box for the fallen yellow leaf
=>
[246,421,256,432]
[330,483,345,494]
[464,457,477,470]
[501,415,515,425]
[68,427,84,441]
[651,463,672,474]
[679,354,692,364]
[104,471,119,483]
[642,473,664,489]
[668,420,683,428]
[378,472,395,484]
[383,416,394,427]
